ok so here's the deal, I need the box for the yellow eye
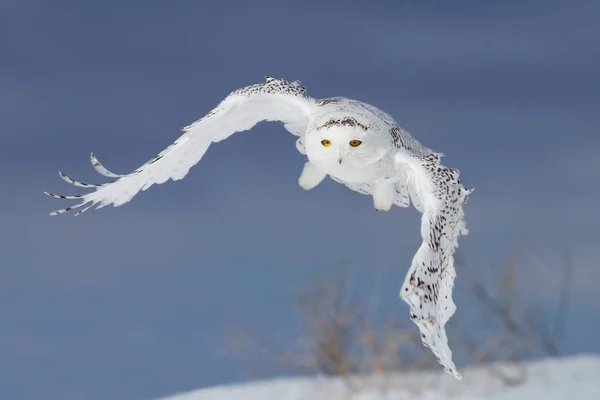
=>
[321,139,331,147]
[349,140,362,147]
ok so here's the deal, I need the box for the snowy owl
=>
[45,76,473,379]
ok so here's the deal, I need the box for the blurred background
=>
[1,0,599,399]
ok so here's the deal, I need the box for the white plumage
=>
[45,76,473,379]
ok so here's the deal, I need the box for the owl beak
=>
[337,149,345,165]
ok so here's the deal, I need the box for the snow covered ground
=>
[157,354,600,400]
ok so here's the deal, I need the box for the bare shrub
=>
[228,243,573,393]
[455,242,573,386]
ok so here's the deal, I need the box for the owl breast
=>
[317,158,396,183]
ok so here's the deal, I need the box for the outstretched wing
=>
[395,150,473,380]
[45,77,315,215]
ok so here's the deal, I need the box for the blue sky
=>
[2,0,600,399]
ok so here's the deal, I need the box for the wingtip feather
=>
[89,152,123,178]
[44,191,82,200]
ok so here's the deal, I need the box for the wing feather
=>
[90,152,124,178]
[393,170,411,208]
[45,77,315,215]
[395,150,473,380]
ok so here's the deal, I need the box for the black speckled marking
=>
[147,154,164,165]
[232,77,308,99]
[316,117,368,131]
[316,98,342,106]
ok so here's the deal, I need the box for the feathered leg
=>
[372,182,394,211]
[298,162,326,190]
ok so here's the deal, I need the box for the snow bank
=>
[158,354,600,400]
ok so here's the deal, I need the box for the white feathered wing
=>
[45,77,314,215]
[396,150,473,380]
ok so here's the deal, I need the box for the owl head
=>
[305,117,391,167]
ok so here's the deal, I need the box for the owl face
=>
[305,124,390,168]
